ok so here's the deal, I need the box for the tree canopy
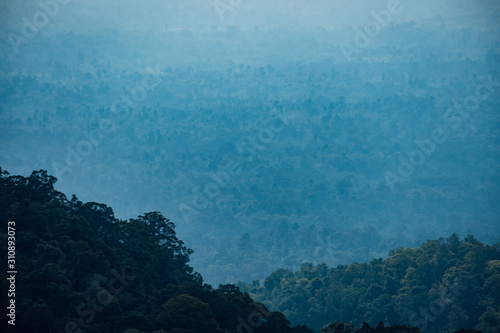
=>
[239,234,500,333]
[0,168,293,333]
[1,168,494,333]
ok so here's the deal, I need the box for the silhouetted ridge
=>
[0,168,298,332]
[1,168,490,333]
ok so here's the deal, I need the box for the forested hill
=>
[0,168,495,333]
[1,168,302,332]
[238,235,500,333]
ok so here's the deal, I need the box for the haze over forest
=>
[1,0,499,290]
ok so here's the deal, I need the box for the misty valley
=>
[1,0,499,332]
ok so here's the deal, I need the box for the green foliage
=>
[0,168,303,333]
[1,168,488,332]
[240,235,500,332]
[155,294,221,331]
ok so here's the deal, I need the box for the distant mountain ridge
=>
[1,22,499,286]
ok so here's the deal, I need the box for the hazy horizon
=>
[1,0,499,286]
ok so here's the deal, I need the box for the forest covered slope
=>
[1,1,499,333]
[0,168,298,332]
[239,235,500,332]
[2,168,496,332]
